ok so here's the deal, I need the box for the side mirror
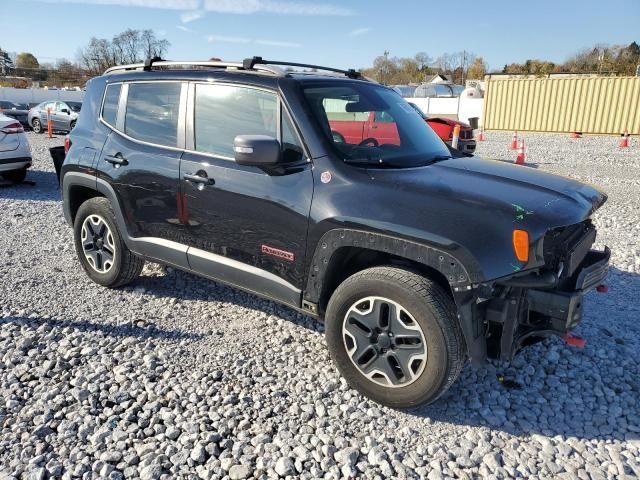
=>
[61,108,70,114]
[234,135,280,166]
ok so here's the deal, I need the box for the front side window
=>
[304,83,449,168]
[194,84,277,158]
[101,83,121,127]
[125,82,181,147]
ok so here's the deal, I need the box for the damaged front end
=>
[460,220,610,363]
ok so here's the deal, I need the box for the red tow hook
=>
[596,284,609,293]
[563,334,586,348]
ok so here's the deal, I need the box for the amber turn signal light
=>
[512,229,529,262]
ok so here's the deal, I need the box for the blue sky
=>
[2,0,639,70]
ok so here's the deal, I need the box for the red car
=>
[409,102,476,154]
[327,101,476,154]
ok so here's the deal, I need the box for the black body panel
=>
[60,65,610,365]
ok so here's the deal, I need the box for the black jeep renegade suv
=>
[61,57,609,407]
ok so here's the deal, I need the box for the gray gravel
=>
[0,131,638,479]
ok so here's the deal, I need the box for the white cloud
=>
[205,35,302,48]
[38,0,199,8]
[36,0,352,15]
[180,9,205,22]
[255,39,301,48]
[206,35,252,44]
[203,0,352,15]
[177,25,194,32]
[349,27,371,37]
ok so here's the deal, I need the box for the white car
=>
[0,113,32,183]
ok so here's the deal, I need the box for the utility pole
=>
[383,50,389,85]
[461,50,467,85]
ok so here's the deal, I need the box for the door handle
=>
[183,172,214,186]
[104,153,128,167]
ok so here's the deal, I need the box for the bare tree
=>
[78,29,170,74]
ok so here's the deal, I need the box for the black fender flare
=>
[303,228,487,363]
[304,228,483,302]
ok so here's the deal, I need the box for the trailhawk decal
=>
[261,245,295,262]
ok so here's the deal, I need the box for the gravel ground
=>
[0,131,638,480]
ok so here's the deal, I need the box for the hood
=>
[432,157,607,227]
[356,156,607,280]
[427,117,471,129]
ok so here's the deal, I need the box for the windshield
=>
[303,82,450,167]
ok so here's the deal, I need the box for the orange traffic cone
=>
[516,139,526,165]
[510,131,518,149]
[619,131,629,148]
[478,128,485,141]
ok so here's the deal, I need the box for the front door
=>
[179,82,312,306]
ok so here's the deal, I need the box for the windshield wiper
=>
[343,156,386,166]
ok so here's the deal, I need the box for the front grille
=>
[543,220,596,278]
[460,130,473,140]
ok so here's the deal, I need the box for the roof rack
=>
[104,56,364,80]
[242,56,363,79]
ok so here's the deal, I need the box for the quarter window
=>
[194,84,277,158]
[101,83,121,128]
[124,82,181,147]
[281,111,304,163]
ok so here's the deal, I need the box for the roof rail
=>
[243,56,363,79]
[103,56,364,80]
[103,59,285,76]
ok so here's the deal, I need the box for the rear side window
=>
[125,82,181,147]
[102,83,121,127]
[194,84,277,158]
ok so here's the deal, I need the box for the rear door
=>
[97,81,187,265]
[178,82,313,305]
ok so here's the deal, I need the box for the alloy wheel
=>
[342,296,427,388]
[80,215,116,273]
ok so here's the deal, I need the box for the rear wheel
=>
[73,197,144,287]
[1,168,27,183]
[325,266,466,408]
[32,118,43,133]
[70,120,76,131]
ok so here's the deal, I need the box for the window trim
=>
[99,81,122,129]
[185,81,310,162]
[99,80,187,152]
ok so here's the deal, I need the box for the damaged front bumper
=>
[455,245,610,364]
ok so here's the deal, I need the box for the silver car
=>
[0,113,32,182]
[28,100,80,134]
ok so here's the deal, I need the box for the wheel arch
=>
[304,229,487,364]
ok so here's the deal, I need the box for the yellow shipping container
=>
[483,77,640,135]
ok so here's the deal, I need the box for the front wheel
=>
[325,266,466,408]
[31,118,43,133]
[73,197,144,287]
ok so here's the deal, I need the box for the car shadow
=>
[408,266,639,442]
[0,169,61,201]
[0,314,202,341]
[132,267,323,333]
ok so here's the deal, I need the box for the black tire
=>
[70,120,76,131]
[73,197,144,288]
[325,266,466,408]
[32,118,43,134]
[2,168,27,183]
